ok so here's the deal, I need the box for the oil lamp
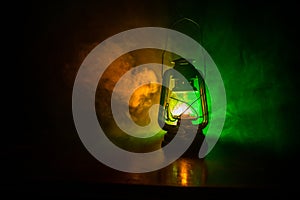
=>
[158,57,208,155]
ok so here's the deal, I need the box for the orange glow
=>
[162,158,207,186]
[129,83,159,108]
[129,83,161,126]
[179,160,189,186]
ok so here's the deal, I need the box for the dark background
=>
[5,0,300,198]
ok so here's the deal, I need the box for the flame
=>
[171,103,195,119]
[172,103,190,116]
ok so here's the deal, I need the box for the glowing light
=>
[179,160,188,186]
[129,82,161,127]
[171,103,193,119]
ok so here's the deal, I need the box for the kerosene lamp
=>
[158,56,208,156]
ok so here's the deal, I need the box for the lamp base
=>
[161,125,207,158]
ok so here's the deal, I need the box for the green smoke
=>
[177,0,290,153]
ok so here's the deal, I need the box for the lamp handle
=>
[161,17,206,79]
